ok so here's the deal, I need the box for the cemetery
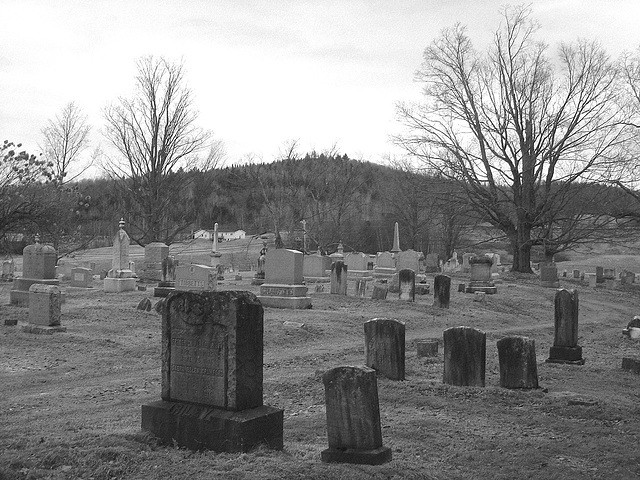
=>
[2,238,640,479]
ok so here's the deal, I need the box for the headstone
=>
[621,357,640,374]
[573,269,580,279]
[390,222,400,253]
[1,259,15,279]
[321,366,392,465]
[374,252,395,280]
[355,278,367,298]
[465,256,496,294]
[396,249,422,274]
[175,264,217,292]
[345,252,370,276]
[330,261,348,295]
[371,285,388,300]
[416,339,438,357]
[398,268,415,301]
[443,326,486,387]
[10,236,60,305]
[620,270,636,285]
[22,284,66,334]
[586,273,597,287]
[141,290,284,452]
[546,289,585,365]
[257,249,311,309]
[539,263,560,288]
[210,222,223,269]
[364,318,405,380]
[70,267,92,288]
[253,240,268,285]
[104,219,136,293]
[154,256,178,297]
[303,253,332,279]
[603,267,616,280]
[458,283,466,293]
[461,253,473,273]
[497,336,539,389]
[142,242,169,282]
[424,253,439,273]
[433,274,451,308]
[595,266,604,284]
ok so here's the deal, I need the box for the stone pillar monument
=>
[210,223,223,279]
[104,218,137,292]
[10,234,60,305]
[390,222,400,254]
[546,288,585,364]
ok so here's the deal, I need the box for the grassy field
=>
[1,245,640,479]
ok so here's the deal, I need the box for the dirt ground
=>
[1,257,640,479]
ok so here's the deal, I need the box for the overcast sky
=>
[2,0,640,173]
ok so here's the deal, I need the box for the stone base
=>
[546,345,584,365]
[321,446,392,465]
[541,281,560,288]
[21,322,67,334]
[256,295,312,309]
[622,357,640,373]
[4,319,18,326]
[251,278,266,286]
[417,340,438,357]
[141,400,284,453]
[153,286,176,298]
[10,278,60,305]
[465,284,497,294]
[104,277,137,293]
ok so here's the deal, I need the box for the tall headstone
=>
[10,235,60,305]
[390,222,400,253]
[330,261,348,295]
[540,263,560,288]
[141,290,283,452]
[154,256,178,297]
[257,249,311,308]
[364,318,405,380]
[546,289,585,364]
[497,336,539,389]
[104,219,136,293]
[398,268,415,301]
[433,274,451,308]
[321,366,392,465]
[142,242,169,282]
[210,222,223,269]
[461,253,473,273]
[465,256,497,294]
[443,326,486,387]
[595,266,604,284]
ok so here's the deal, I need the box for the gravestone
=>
[330,261,348,295]
[433,274,451,308]
[573,269,581,279]
[424,253,439,273]
[142,242,169,282]
[546,289,585,364]
[603,267,616,280]
[175,264,217,292]
[465,256,496,294]
[70,267,92,288]
[390,222,400,253]
[461,253,473,273]
[370,285,388,300]
[620,270,636,285]
[398,269,415,301]
[396,249,422,274]
[154,256,178,297]
[595,266,604,284]
[621,357,640,374]
[443,326,486,387]
[210,222,222,270]
[1,259,15,279]
[356,278,368,297]
[321,366,392,465]
[373,251,395,280]
[345,252,370,277]
[10,236,60,305]
[22,284,66,334]
[104,219,137,293]
[364,318,405,380]
[586,273,597,287]
[141,290,283,452]
[257,249,311,309]
[539,263,560,288]
[497,336,539,389]
[303,253,331,280]
[416,339,439,357]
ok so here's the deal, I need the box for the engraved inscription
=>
[178,279,205,288]
[262,287,294,296]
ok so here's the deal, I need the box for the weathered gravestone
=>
[540,263,560,288]
[398,268,415,301]
[141,290,284,452]
[416,339,439,357]
[573,269,581,279]
[10,236,59,305]
[356,278,368,298]
[257,249,311,309]
[330,261,348,295]
[370,285,388,300]
[396,249,422,274]
[461,253,473,273]
[496,336,539,389]
[595,266,604,284]
[1,259,15,279]
[154,256,178,297]
[433,274,451,308]
[303,253,331,280]
[465,256,496,294]
[22,284,66,334]
[104,219,137,293]
[70,267,92,288]
[141,242,169,282]
[321,366,392,465]
[345,252,370,277]
[546,288,585,364]
[373,252,395,280]
[443,326,486,387]
[175,264,217,292]
[424,253,439,273]
[364,318,405,380]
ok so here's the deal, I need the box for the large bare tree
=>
[40,102,92,185]
[103,56,218,244]
[395,6,629,272]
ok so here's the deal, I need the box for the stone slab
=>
[465,284,497,294]
[141,400,284,452]
[20,323,67,334]
[321,446,392,465]
[416,340,438,357]
[104,277,136,293]
[153,286,176,298]
[546,345,585,364]
[256,295,312,309]
[621,357,640,374]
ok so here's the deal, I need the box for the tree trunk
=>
[510,225,533,273]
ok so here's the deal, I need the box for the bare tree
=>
[102,56,217,244]
[40,102,92,185]
[395,6,629,272]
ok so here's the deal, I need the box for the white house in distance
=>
[193,228,246,241]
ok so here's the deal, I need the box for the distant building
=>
[193,228,246,241]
